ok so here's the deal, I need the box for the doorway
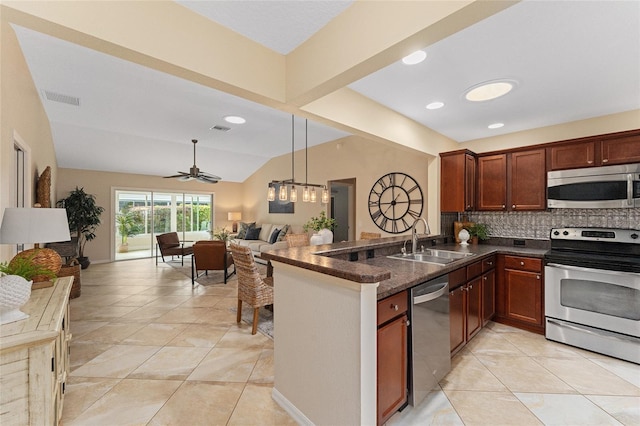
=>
[329,178,355,242]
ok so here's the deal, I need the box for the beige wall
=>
[57,168,244,264]
[461,109,640,154]
[1,13,58,262]
[242,135,435,237]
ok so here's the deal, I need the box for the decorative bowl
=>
[0,275,32,324]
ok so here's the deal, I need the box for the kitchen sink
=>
[387,249,475,265]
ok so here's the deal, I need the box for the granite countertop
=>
[261,235,549,300]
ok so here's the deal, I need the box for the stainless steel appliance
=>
[545,227,640,364]
[547,163,640,208]
[410,275,450,406]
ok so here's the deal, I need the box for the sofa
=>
[232,222,304,261]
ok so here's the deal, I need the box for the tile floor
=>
[62,258,640,425]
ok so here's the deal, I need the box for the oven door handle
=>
[546,263,638,278]
[546,318,640,344]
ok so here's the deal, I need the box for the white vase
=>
[318,228,333,244]
[310,233,324,246]
[0,275,32,324]
[458,229,470,246]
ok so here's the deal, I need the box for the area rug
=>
[230,306,274,339]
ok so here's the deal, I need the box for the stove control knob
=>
[631,233,639,240]
[563,231,569,236]
[553,230,560,236]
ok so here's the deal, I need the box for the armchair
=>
[155,232,194,266]
[191,240,235,285]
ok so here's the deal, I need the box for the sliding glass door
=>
[114,190,214,261]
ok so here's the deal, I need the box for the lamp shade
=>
[0,208,71,244]
[227,212,242,221]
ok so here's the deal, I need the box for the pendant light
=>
[267,115,328,204]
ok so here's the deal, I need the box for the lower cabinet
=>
[450,256,496,355]
[377,290,408,425]
[496,255,544,334]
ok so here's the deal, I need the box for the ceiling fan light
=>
[290,186,298,202]
[279,184,288,201]
[267,185,275,201]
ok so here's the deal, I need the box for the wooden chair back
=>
[285,233,310,247]
[360,231,382,240]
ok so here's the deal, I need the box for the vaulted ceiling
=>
[8,0,640,183]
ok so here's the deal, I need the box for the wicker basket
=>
[11,248,62,283]
[58,259,81,299]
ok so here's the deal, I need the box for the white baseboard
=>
[272,387,314,426]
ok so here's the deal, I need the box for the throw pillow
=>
[269,228,280,244]
[276,224,290,242]
[237,222,255,239]
[245,227,262,240]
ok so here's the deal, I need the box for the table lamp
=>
[228,212,242,233]
[0,207,71,288]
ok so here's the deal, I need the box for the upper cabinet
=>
[548,130,640,171]
[440,150,476,212]
[476,149,546,211]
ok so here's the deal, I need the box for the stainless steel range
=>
[544,227,640,364]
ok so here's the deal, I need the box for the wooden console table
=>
[0,277,73,425]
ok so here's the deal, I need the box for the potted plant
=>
[467,223,489,244]
[212,226,231,243]
[57,187,105,269]
[0,254,56,324]
[304,211,337,244]
[116,207,143,253]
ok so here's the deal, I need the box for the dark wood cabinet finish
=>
[377,291,408,425]
[449,256,495,355]
[476,154,507,211]
[548,130,640,170]
[601,135,640,165]
[482,269,496,326]
[495,255,544,334]
[440,150,476,212]
[509,149,546,210]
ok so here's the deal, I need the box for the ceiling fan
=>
[164,139,221,184]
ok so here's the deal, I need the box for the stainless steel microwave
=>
[547,163,640,208]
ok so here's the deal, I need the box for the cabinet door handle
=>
[602,158,609,163]
[536,275,540,280]
[487,261,493,266]
[520,261,525,266]
[483,276,487,281]
[587,160,594,164]
[512,204,516,209]
[391,304,399,311]
[502,205,506,209]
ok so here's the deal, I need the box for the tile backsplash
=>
[441,208,640,240]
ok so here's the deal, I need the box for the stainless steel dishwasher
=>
[409,274,450,406]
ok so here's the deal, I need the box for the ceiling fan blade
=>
[196,175,219,184]
[166,140,222,183]
[198,171,222,180]
[164,171,190,179]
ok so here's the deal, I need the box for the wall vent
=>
[42,90,80,106]
[209,124,231,132]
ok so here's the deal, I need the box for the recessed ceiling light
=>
[223,115,246,124]
[465,80,516,102]
[426,101,444,110]
[488,122,504,129]
[402,50,427,65]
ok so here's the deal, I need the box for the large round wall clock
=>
[368,172,424,234]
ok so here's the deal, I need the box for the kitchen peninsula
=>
[261,235,547,425]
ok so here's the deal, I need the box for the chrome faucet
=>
[411,217,430,254]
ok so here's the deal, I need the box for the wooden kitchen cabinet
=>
[509,149,546,210]
[476,154,507,211]
[477,150,546,211]
[449,257,492,355]
[377,291,408,425]
[440,150,476,212]
[495,255,544,334]
[0,277,73,425]
[548,130,640,170]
